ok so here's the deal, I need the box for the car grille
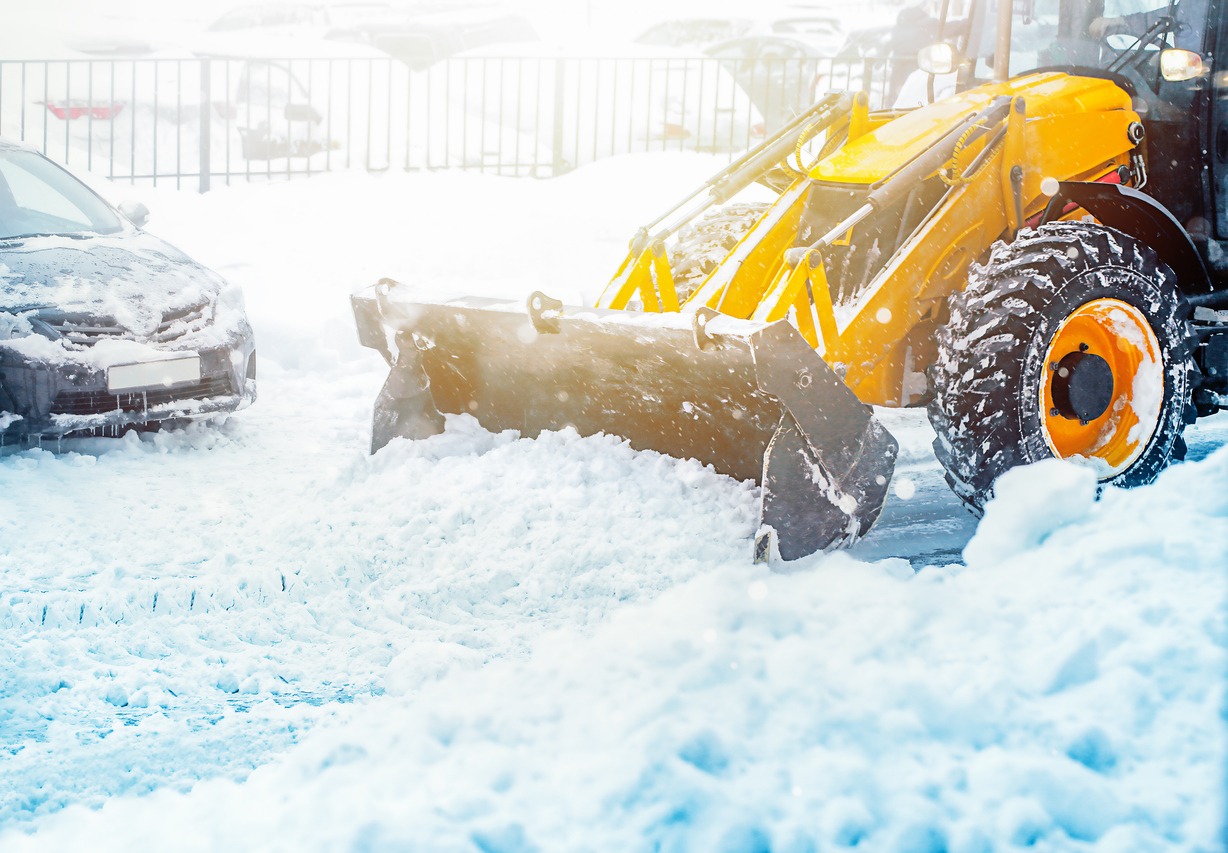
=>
[45,303,210,346]
[51,376,234,416]
[153,303,211,342]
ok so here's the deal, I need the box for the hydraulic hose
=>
[865,96,1011,213]
[792,96,1013,259]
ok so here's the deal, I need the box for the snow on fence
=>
[0,54,892,189]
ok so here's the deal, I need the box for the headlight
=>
[215,282,247,316]
[13,308,79,342]
[0,311,36,341]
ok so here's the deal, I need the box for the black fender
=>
[1041,181,1213,296]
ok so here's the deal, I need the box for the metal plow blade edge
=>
[353,283,898,561]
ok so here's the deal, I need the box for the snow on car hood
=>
[0,231,225,324]
[0,231,247,368]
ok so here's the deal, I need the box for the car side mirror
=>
[118,200,150,228]
[917,43,964,75]
[1160,48,1205,82]
[283,103,322,123]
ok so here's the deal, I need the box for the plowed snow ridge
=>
[1,157,1225,850]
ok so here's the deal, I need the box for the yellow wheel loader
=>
[354,0,1228,561]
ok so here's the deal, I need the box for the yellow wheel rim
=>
[1039,298,1163,476]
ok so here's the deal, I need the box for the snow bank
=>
[1,159,1224,851]
[6,442,1225,851]
[963,458,1099,568]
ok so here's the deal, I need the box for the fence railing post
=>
[199,57,211,193]
[551,56,566,177]
[861,58,875,104]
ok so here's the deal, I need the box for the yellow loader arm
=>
[606,73,1141,409]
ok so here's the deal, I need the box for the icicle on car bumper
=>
[352,281,898,561]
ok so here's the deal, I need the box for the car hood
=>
[0,231,225,335]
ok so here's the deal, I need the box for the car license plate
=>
[107,355,201,393]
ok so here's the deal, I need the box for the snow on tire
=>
[928,220,1196,514]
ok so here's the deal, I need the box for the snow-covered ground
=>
[1,156,1226,850]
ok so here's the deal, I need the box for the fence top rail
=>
[0,51,894,191]
[0,54,879,65]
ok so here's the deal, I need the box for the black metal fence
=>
[0,55,895,190]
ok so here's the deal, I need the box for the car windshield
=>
[959,0,1206,79]
[0,150,123,240]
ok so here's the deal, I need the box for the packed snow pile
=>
[1,157,1225,851]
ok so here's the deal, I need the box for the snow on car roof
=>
[455,38,733,59]
[191,31,390,59]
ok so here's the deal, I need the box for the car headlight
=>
[215,282,247,317]
[0,311,35,341]
[3,309,66,342]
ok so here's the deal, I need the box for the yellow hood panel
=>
[811,73,1135,185]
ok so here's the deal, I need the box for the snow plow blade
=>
[353,282,898,561]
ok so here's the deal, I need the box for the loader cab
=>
[923,0,1228,280]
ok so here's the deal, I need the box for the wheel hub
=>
[1050,349,1114,423]
[1039,298,1163,476]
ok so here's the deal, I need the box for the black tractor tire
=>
[928,221,1196,515]
[668,202,769,304]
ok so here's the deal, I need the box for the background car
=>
[433,40,764,172]
[634,11,844,50]
[633,17,756,49]
[705,31,846,132]
[0,140,256,442]
[4,42,357,182]
[201,2,539,69]
[833,7,942,108]
[205,1,406,41]
[370,8,540,70]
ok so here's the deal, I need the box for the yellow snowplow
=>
[355,0,1228,560]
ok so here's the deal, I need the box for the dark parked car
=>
[635,14,843,50]
[705,32,844,133]
[635,17,756,49]
[370,9,539,70]
[0,140,256,443]
[204,3,538,70]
